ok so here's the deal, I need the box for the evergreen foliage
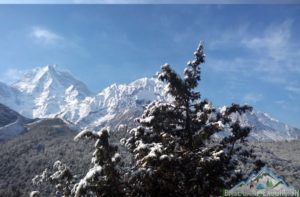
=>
[32,160,74,196]
[123,42,256,196]
[32,128,123,197]
[72,128,123,197]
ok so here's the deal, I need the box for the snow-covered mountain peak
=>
[14,65,56,94]
[1,65,299,141]
[129,77,156,87]
[59,77,169,128]
[256,112,280,124]
[232,110,300,141]
[9,65,92,118]
[97,77,166,101]
[13,65,92,96]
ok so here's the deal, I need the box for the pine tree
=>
[74,128,124,197]
[123,42,256,196]
[32,160,74,196]
[72,128,124,197]
[32,128,124,197]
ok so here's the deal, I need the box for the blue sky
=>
[0,5,300,128]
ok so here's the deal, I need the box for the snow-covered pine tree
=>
[72,128,124,197]
[123,42,257,196]
[32,128,124,197]
[32,160,74,196]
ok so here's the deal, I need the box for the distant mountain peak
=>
[13,64,58,93]
[231,110,300,141]
[14,64,91,93]
[0,65,299,141]
[46,64,57,69]
[59,77,169,127]
[6,65,92,118]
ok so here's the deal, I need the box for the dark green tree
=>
[123,42,256,196]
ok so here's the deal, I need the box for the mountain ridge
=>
[0,65,299,141]
[1,65,92,119]
[0,103,33,141]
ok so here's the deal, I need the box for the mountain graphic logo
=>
[224,166,300,196]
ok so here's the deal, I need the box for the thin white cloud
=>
[274,100,290,110]
[243,19,300,74]
[208,19,300,88]
[242,19,292,61]
[244,93,264,104]
[31,27,63,45]
[286,86,300,94]
[0,68,26,84]
[207,57,253,74]
[209,24,249,49]
[29,26,91,58]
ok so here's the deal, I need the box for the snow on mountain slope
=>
[59,77,169,129]
[222,110,300,141]
[246,111,300,141]
[12,65,92,118]
[57,73,300,141]
[0,103,33,141]
[1,65,299,141]
[0,82,24,113]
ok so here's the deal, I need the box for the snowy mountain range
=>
[246,112,300,141]
[221,111,300,141]
[1,65,92,118]
[0,65,299,141]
